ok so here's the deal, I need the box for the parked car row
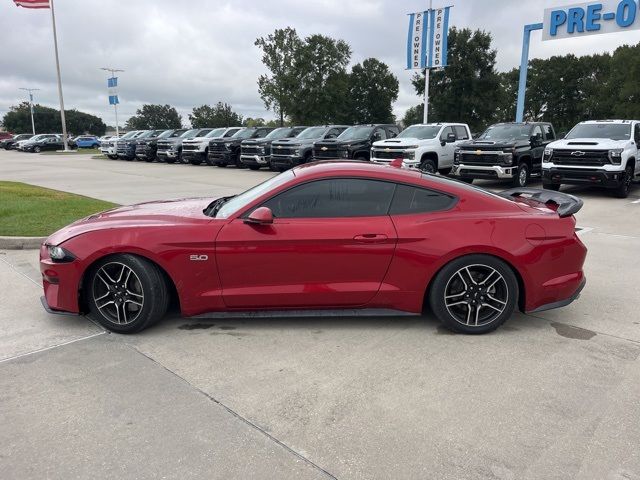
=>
[1,133,102,151]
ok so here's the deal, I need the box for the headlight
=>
[501,152,514,165]
[47,245,75,263]
[609,148,623,164]
[340,149,350,158]
[402,150,415,160]
[293,148,301,156]
[544,148,553,159]
[454,150,460,165]
[257,146,265,154]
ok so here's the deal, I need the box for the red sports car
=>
[40,161,587,334]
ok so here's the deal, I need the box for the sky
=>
[0,0,638,128]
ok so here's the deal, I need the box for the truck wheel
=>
[513,162,529,187]
[420,158,437,174]
[613,165,633,198]
[439,167,452,175]
[543,183,560,191]
[189,157,202,166]
[248,165,260,170]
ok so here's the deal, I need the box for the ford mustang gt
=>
[40,161,587,334]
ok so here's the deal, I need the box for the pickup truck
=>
[313,124,400,161]
[270,125,349,171]
[135,129,186,162]
[117,130,168,160]
[451,122,555,187]
[182,127,243,165]
[371,123,471,174]
[240,126,308,170]
[542,119,640,198]
[208,127,275,168]
[156,128,210,164]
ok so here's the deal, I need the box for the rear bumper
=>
[528,277,586,313]
[451,164,515,179]
[542,167,625,188]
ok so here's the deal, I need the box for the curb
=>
[0,236,46,250]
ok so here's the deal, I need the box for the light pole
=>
[19,87,40,135]
[100,67,124,137]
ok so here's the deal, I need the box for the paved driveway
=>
[1,151,640,479]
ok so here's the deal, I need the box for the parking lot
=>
[1,150,640,479]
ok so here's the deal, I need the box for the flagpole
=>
[49,0,69,150]
[423,0,432,124]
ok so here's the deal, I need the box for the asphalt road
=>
[1,150,640,480]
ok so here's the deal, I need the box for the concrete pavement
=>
[1,150,640,479]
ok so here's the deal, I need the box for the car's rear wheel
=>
[429,254,518,334]
[87,254,169,333]
[420,158,437,174]
[34,146,41,153]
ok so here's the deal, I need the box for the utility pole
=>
[100,67,124,137]
[19,87,40,135]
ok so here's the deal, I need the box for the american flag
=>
[13,0,50,8]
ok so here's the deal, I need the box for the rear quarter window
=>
[390,184,456,214]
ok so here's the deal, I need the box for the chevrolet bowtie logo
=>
[571,151,585,156]
[475,150,482,155]
[321,146,328,151]
[384,148,390,152]
[277,145,282,149]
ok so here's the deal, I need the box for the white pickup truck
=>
[370,123,472,174]
[542,119,640,198]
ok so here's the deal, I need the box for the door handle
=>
[353,233,388,243]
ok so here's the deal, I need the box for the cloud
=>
[0,0,636,126]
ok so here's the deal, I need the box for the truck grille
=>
[241,145,260,155]
[314,145,339,158]
[157,142,172,152]
[551,149,610,166]
[272,146,295,156]
[209,143,228,154]
[372,149,405,160]
[459,151,501,165]
[182,144,199,152]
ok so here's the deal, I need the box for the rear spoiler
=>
[498,188,583,218]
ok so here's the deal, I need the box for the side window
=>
[325,128,340,139]
[543,124,554,141]
[454,126,469,140]
[388,126,400,138]
[439,126,454,141]
[532,126,543,141]
[261,178,396,218]
[390,184,456,215]
[225,129,240,137]
[634,124,640,143]
[199,129,213,136]
[372,128,386,142]
[255,129,269,138]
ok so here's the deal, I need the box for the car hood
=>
[459,139,528,150]
[47,197,214,246]
[547,138,630,150]
[372,138,437,148]
[273,138,318,147]
[183,137,211,145]
[242,138,272,146]
[316,138,368,147]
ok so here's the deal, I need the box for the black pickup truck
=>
[208,127,275,168]
[451,122,556,187]
[135,129,184,162]
[312,124,400,161]
[240,126,308,170]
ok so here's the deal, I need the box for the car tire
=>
[189,157,202,166]
[165,157,176,164]
[439,167,452,175]
[34,146,41,153]
[513,162,529,188]
[428,254,518,334]
[86,254,169,334]
[107,155,117,160]
[543,183,561,191]
[354,155,368,161]
[419,158,437,174]
[612,165,633,198]
[216,162,227,168]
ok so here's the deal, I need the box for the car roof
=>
[578,119,638,124]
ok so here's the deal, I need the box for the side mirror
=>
[446,132,456,143]
[244,206,273,225]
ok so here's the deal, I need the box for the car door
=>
[438,126,457,166]
[215,178,398,309]
[634,123,640,175]
[530,125,545,171]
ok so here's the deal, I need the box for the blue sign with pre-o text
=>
[542,0,640,40]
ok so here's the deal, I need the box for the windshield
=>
[479,124,531,141]
[15,134,33,140]
[338,126,374,141]
[137,131,155,139]
[120,131,138,139]
[565,123,631,140]
[215,170,295,218]
[158,130,174,138]
[265,127,292,139]
[232,129,256,140]
[296,126,326,139]
[204,128,226,138]
[397,125,440,140]
[179,129,200,139]
[195,129,213,137]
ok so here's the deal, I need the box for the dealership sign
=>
[406,7,451,69]
[543,0,640,40]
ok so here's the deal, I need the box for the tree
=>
[255,27,302,126]
[243,117,266,127]
[188,102,243,128]
[402,104,424,128]
[2,102,106,135]
[349,58,399,124]
[289,34,352,124]
[411,28,501,132]
[125,104,182,130]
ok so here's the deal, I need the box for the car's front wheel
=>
[429,254,518,334]
[86,254,169,333]
[34,146,41,153]
[613,165,634,198]
[513,162,529,187]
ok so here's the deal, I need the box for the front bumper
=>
[208,151,234,165]
[240,154,270,167]
[270,155,303,169]
[542,167,625,188]
[157,150,178,159]
[182,150,206,160]
[40,244,82,315]
[451,164,516,179]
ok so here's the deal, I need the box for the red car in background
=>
[40,161,587,334]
